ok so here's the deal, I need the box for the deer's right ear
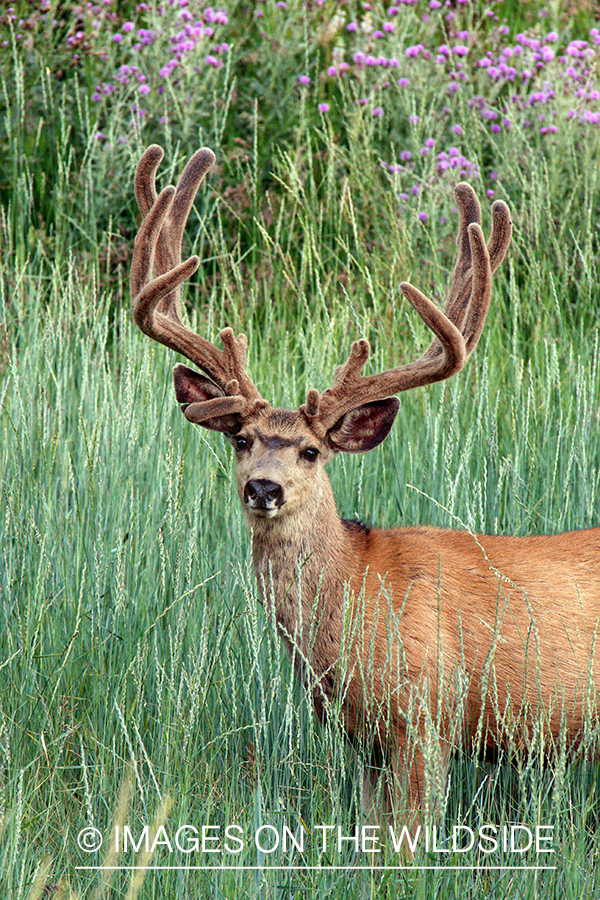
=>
[173,364,242,434]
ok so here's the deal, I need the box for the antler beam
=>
[130,144,263,406]
[303,184,512,434]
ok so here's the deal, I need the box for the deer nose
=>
[244,479,284,508]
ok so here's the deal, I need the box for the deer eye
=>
[300,447,319,463]
[234,435,250,452]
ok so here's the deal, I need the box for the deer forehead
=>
[242,408,321,446]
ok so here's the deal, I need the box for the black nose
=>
[244,479,284,508]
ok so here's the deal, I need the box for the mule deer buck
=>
[131,145,600,820]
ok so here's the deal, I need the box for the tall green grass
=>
[1,2,600,897]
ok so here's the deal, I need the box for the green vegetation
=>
[0,1,599,897]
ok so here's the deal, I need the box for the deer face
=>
[173,364,400,522]
[229,409,333,521]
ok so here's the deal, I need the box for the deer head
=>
[131,145,512,525]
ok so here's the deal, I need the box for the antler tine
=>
[131,145,263,403]
[428,183,511,343]
[304,184,511,436]
[134,144,214,319]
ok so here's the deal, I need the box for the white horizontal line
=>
[75,864,557,872]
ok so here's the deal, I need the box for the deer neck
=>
[244,471,354,655]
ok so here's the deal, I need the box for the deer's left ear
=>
[326,397,400,453]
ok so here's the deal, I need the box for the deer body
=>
[130,145,600,816]
[233,406,600,806]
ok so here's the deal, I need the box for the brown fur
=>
[230,407,600,814]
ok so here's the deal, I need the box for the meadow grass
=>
[1,1,600,897]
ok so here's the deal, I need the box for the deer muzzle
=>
[243,478,285,516]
